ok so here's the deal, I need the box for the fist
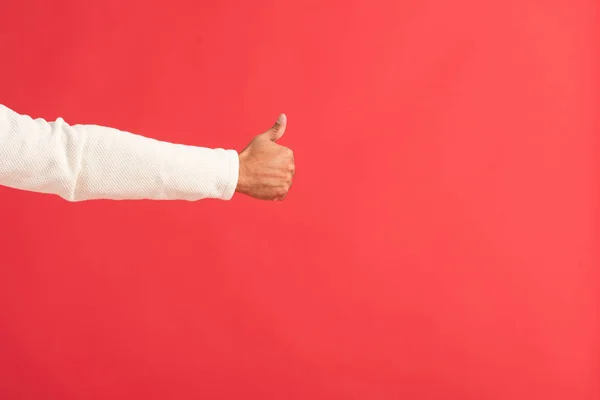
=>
[235,114,295,201]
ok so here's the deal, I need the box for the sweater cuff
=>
[220,149,239,200]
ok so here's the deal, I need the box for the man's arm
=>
[0,103,295,202]
[0,104,238,201]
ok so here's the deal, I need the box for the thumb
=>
[261,113,287,142]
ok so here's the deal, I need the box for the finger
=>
[261,113,287,142]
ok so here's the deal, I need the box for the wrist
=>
[235,151,249,195]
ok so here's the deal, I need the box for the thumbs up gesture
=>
[235,114,295,201]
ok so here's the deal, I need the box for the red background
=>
[0,1,597,399]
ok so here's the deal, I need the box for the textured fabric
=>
[0,104,239,201]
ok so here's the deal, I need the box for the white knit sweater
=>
[0,104,239,201]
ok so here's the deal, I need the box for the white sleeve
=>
[0,104,239,202]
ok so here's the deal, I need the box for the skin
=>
[236,114,295,201]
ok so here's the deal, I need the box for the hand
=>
[236,114,295,201]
